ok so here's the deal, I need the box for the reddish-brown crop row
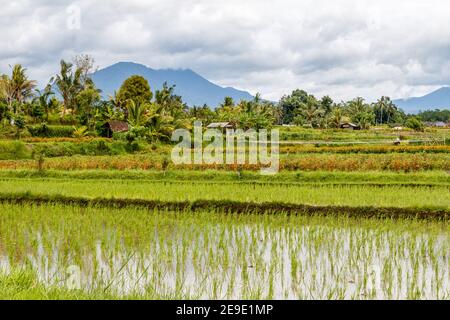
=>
[279,145,450,154]
[21,137,112,143]
[0,153,448,172]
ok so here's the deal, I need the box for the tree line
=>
[0,55,443,140]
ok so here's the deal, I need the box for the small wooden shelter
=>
[103,121,129,138]
[206,122,236,132]
[339,122,361,130]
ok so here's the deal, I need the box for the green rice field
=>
[0,204,448,299]
[0,177,448,209]
[0,130,449,300]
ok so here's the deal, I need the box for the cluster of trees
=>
[278,90,407,129]
[0,55,100,137]
[0,55,444,141]
[417,109,450,122]
[0,55,194,141]
[191,89,426,131]
[113,77,191,142]
[189,94,279,130]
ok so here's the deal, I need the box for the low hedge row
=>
[0,193,447,220]
[27,124,75,138]
[0,141,31,160]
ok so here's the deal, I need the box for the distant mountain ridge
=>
[91,62,254,107]
[393,87,450,114]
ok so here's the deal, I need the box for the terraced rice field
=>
[0,177,448,210]
[0,204,448,299]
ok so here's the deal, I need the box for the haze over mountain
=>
[393,87,450,114]
[91,62,253,107]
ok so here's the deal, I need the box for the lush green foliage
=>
[117,75,153,106]
[27,123,75,137]
[417,109,450,122]
[1,56,449,301]
[0,177,447,209]
[406,117,425,131]
[0,141,30,160]
[0,169,447,185]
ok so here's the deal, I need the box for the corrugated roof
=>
[207,122,234,128]
[340,122,359,127]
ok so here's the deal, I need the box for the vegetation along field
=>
[0,56,449,299]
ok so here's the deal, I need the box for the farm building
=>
[339,122,361,130]
[102,120,129,138]
[424,121,448,127]
[206,122,236,132]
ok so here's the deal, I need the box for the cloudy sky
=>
[1,0,450,102]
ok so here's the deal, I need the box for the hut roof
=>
[207,122,235,129]
[340,122,360,128]
[106,121,129,132]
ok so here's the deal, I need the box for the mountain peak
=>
[393,87,450,114]
[432,86,450,94]
[92,62,253,107]
[103,61,153,72]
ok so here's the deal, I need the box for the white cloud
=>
[1,0,450,102]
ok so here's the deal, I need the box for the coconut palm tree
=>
[346,97,367,115]
[385,98,397,124]
[299,95,323,127]
[11,65,36,107]
[375,96,391,125]
[33,84,54,121]
[0,75,15,114]
[108,91,123,111]
[1,65,36,115]
[328,105,344,128]
[145,104,176,142]
[53,60,82,116]
[126,99,150,127]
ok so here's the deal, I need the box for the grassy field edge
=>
[0,192,448,219]
[0,169,448,185]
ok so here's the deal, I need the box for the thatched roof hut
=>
[103,121,129,137]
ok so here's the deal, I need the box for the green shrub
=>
[112,132,128,141]
[445,138,450,146]
[125,141,141,153]
[405,117,424,132]
[0,141,31,160]
[109,142,127,155]
[27,123,75,137]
